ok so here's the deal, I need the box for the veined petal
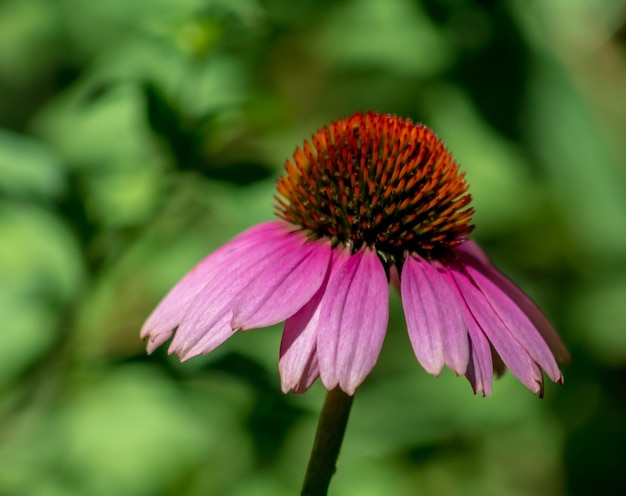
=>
[168,226,310,360]
[317,248,389,395]
[457,296,494,396]
[177,311,235,361]
[464,331,493,397]
[401,256,469,376]
[279,250,348,393]
[450,268,545,394]
[279,308,318,393]
[433,262,494,396]
[280,324,320,394]
[455,241,570,364]
[141,221,289,352]
[231,239,331,330]
[280,313,320,394]
[292,355,320,394]
[401,257,444,375]
[464,264,563,384]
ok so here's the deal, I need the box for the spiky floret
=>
[275,112,474,261]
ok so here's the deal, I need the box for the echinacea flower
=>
[141,112,569,396]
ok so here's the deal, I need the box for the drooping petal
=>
[279,250,348,393]
[464,332,493,396]
[401,257,444,375]
[231,239,331,330]
[449,267,545,394]
[455,240,570,364]
[280,324,320,394]
[317,248,389,395]
[401,256,469,376]
[279,306,319,393]
[464,263,563,384]
[455,293,494,396]
[141,221,289,352]
[175,311,235,361]
[169,227,319,360]
[292,354,320,394]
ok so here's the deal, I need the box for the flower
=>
[141,112,569,396]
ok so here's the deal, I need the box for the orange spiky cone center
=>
[275,112,474,261]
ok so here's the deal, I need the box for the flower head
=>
[142,112,569,396]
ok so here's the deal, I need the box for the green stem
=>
[301,388,355,496]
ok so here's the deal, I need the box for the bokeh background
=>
[2,0,626,494]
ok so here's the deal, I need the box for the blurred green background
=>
[1,0,626,494]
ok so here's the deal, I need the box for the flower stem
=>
[301,388,354,496]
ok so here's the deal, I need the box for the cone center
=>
[275,112,474,260]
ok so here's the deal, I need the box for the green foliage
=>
[1,0,625,494]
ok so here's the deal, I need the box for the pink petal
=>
[168,226,315,360]
[463,264,563,384]
[291,354,320,394]
[455,241,570,364]
[401,256,469,376]
[279,250,348,393]
[141,221,289,352]
[231,239,331,330]
[317,248,389,395]
[175,311,235,361]
[464,335,493,397]
[279,309,320,393]
[449,268,545,394]
[458,298,494,396]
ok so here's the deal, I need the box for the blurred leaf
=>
[0,0,60,83]
[0,289,59,384]
[34,81,161,172]
[0,130,65,200]
[571,277,626,365]
[421,85,538,234]
[143,81,204,169]
[317,0,452,76]
[205,352,306,465]
[0,203,82,381]
[0,0,74,128]
[425,1,530,138]
[0,365,254,496]
[525,58,626,257]
[339,373,563,496]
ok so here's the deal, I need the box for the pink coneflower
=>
[141,112,568,396]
